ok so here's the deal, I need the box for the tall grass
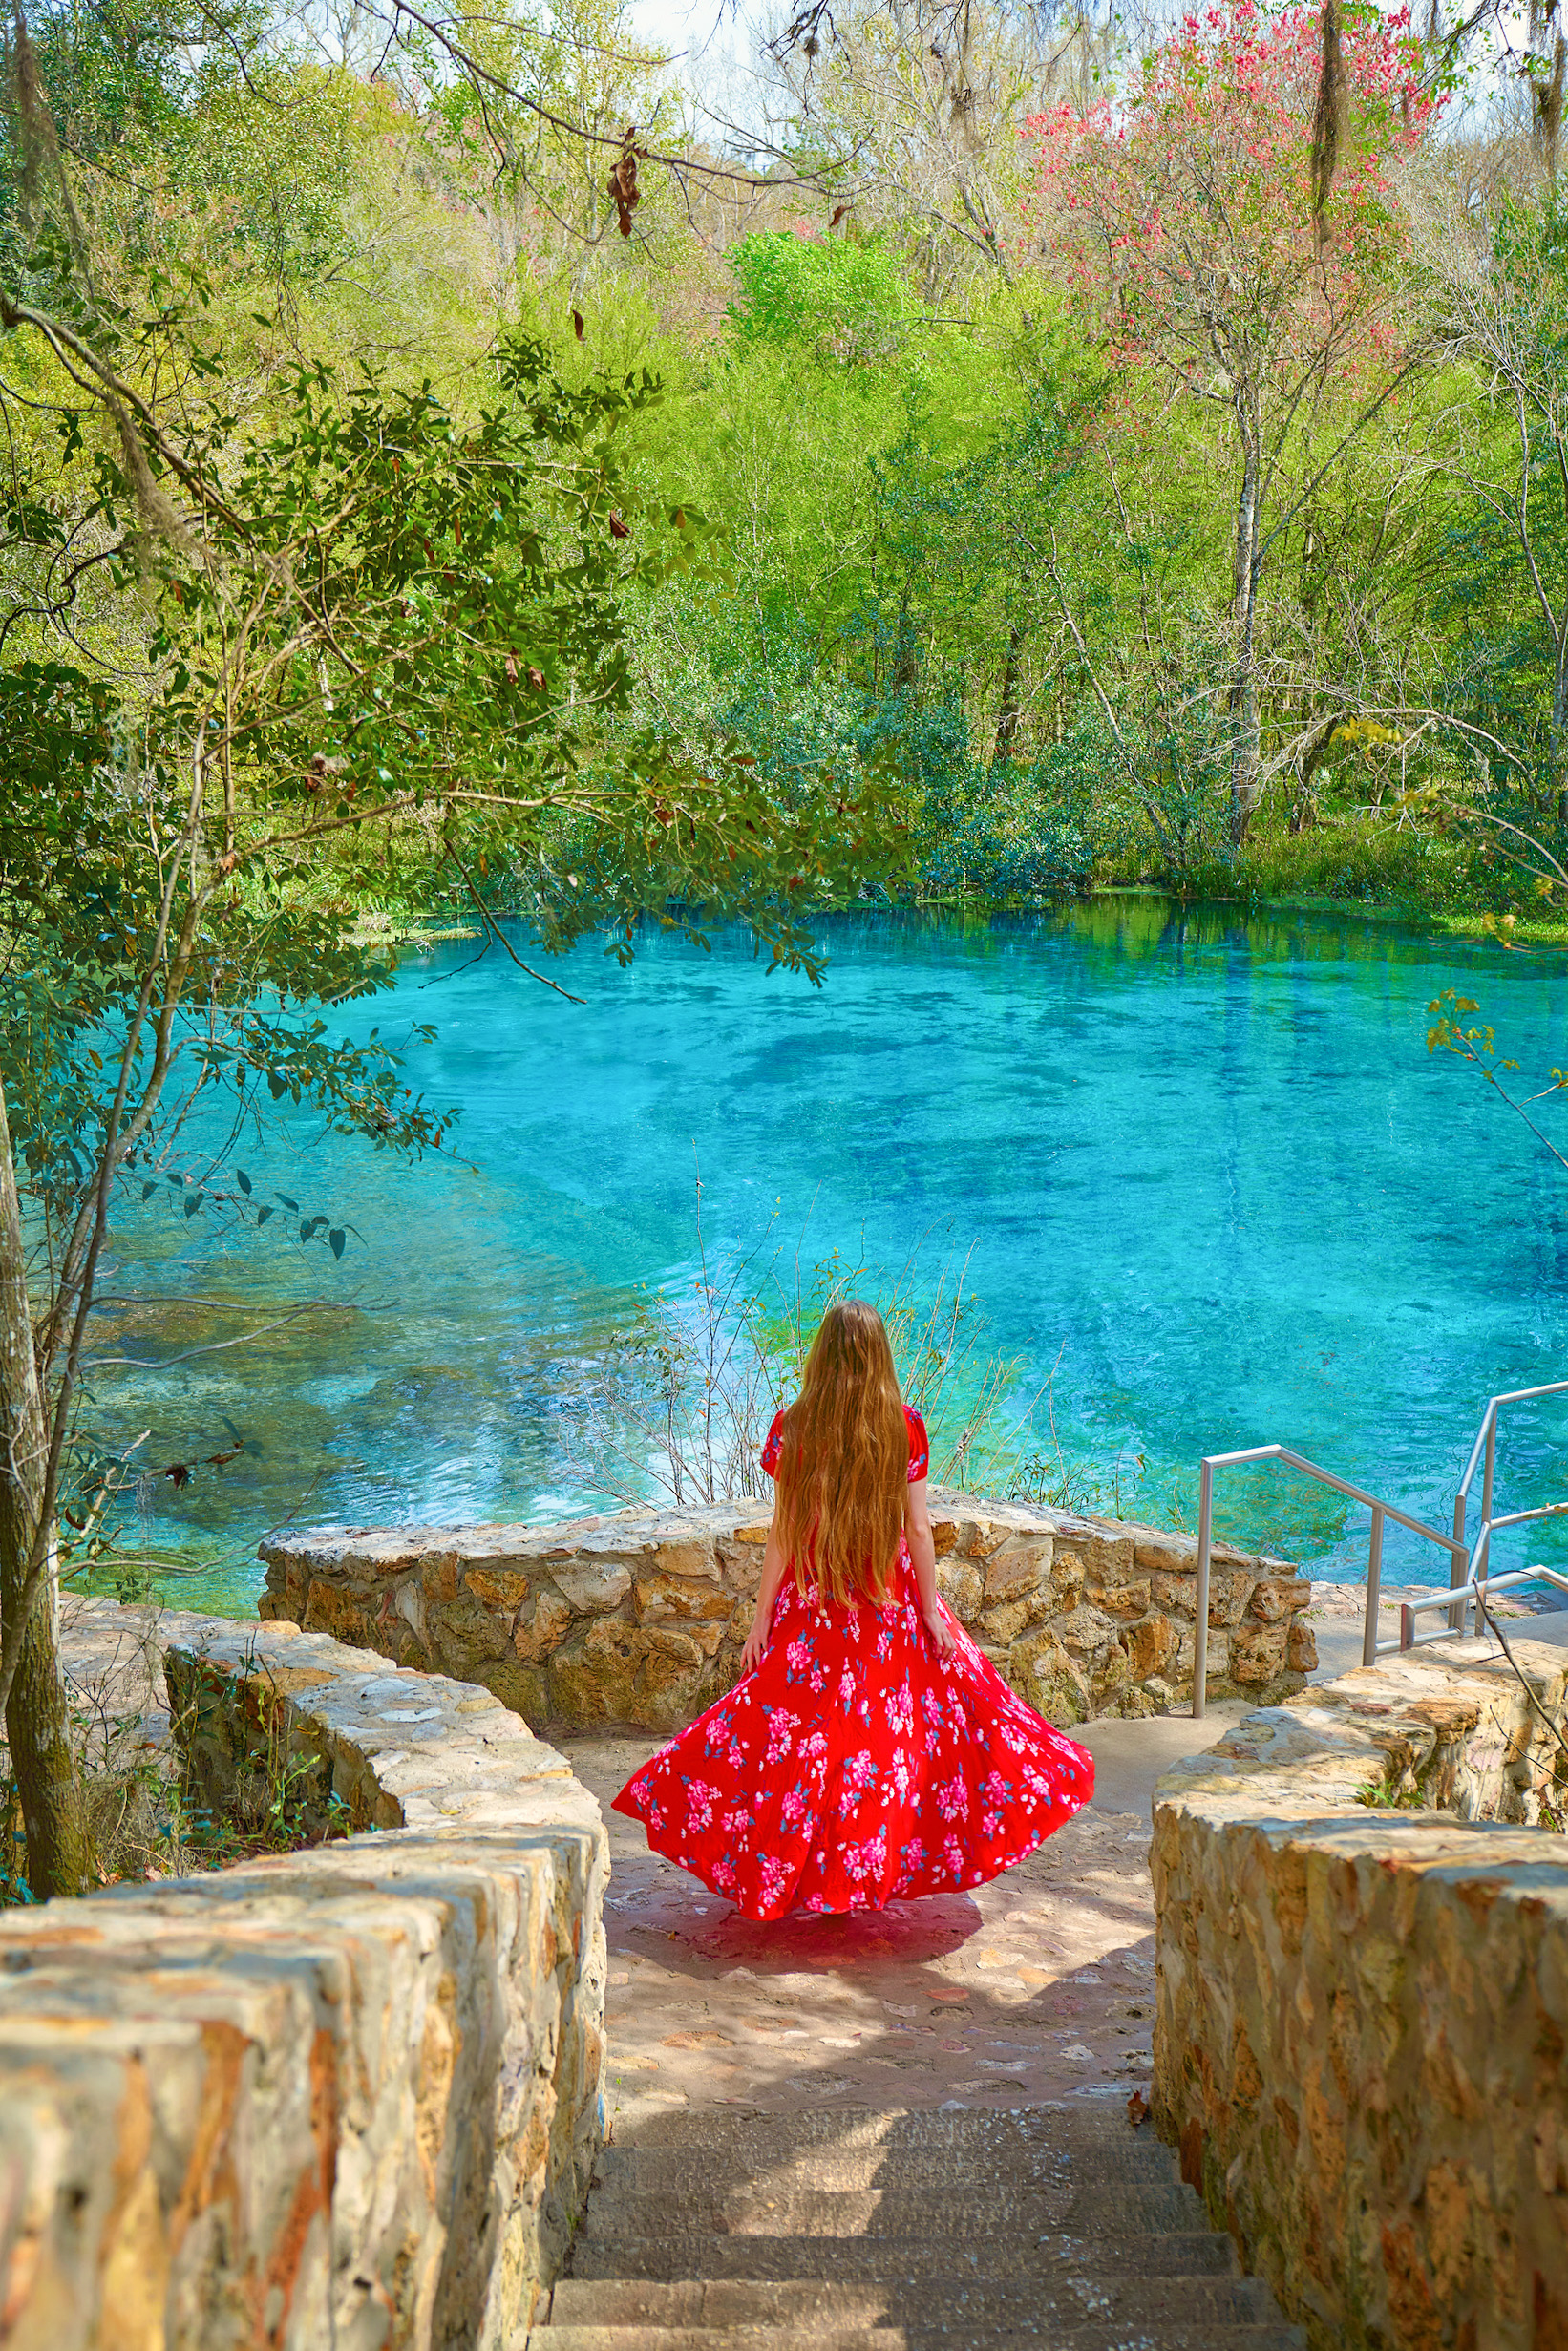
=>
[568,1175,1031,1509]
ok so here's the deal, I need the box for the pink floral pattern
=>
[612,1541,1095,1920]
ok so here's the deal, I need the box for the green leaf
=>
[236,1169,252,1195]
[328,1228,346,1259]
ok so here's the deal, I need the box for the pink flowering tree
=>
[1031,5,1432,842]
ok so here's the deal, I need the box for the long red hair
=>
[772,1300,910,1606]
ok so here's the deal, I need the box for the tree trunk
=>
[1310,0,1348,247]
[0,1073,90,1899]
[1229,434,1264,846]
[1533,24,1565,182]
[993,620,1024,767]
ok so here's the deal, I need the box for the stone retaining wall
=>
[260,1493,1316,1730]
[0,1599,607,2351]
[1152,1638,1568,2351]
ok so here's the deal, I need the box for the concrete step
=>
[594,2144,1179,2192]
[566,2230,1240,2285]
[579,2183,1204,2239]
[545,2274,1297,2334]
[553,2103,1303,2348]
[530,2329,1306,2350]
[615,2107,1148,2153]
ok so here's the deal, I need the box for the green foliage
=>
[1354,1776,1428,1810]
[891,694,1094,900]
[726,230,913,365]
[0,246,911,1656]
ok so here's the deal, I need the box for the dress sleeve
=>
[904,1406,930,1482]
[760,1409,786,1479]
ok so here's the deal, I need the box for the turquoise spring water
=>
[96,895,1568,1617]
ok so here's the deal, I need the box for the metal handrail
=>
[1191,1379,1568,1718]
[1400,1560,1568,1651]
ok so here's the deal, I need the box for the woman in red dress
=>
[612,1300,1094,1921]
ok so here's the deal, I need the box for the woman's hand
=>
[924,1602,957,1659]
[740,1613,771,1675]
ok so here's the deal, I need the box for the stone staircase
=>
[526,2105,1305,2350]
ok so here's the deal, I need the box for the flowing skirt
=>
[611,1545,1094,1921]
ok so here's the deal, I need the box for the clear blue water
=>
[95,895,1568,1617]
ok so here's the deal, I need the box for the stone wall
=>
[260,1492,1316,1731]
[0,1600,607,2351]
[1151,1638,1568,2351]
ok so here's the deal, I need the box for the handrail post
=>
[1449,1492,1466,1635]
[1482,1415,1496,1527]
[1363,1505,1385,1667]
[1193,1459,1213,1720]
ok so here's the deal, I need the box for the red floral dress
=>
[611,1406,1094,1921]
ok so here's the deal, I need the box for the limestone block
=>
[1150,1569,1197,1620]
[930,1515,959,1558]
[1050,1549,1087,1608]
[1151,1568,1250,1627]
[1207,1571,1254,1627]
[654,1537,720,1582]
[954,1519,1007,1558]
[634,1573,732,1625]
[717,1539,766,1595]
[1069,1531,1134,1581]
[979,1599,1032,1647]
[1007,1630,1090,1728]
[1133,1532,1199,1577]
[302,1580,375,1647]
[1053,1604,1126,1664]
[1091,1643,1134,1710]
[550,1561,633,1617]
[1112,1682,1162,1719]
[1229,1621,1290,1686]
[1286,1619,1319,1673]
[550,1619,710,1728]
[419,1550,463,1606]
[936,1560,983,1623]
[464,1565,531,1609]
[1172,1628,1232,1685]
[1122,1614,1177,1680]
[424,1594,515,1674]
[637,1622,710,1666]
[1085,1576,1151,1622]
[391,1625,434,1675]
[984,1541,1051,1603]
[1247,1576,1312,1623]
[514,1587,574,1664]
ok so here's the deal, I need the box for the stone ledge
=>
[1152,1637,1568,2351]
[0,1599,607,2350]
[260,1492,1315,1730]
